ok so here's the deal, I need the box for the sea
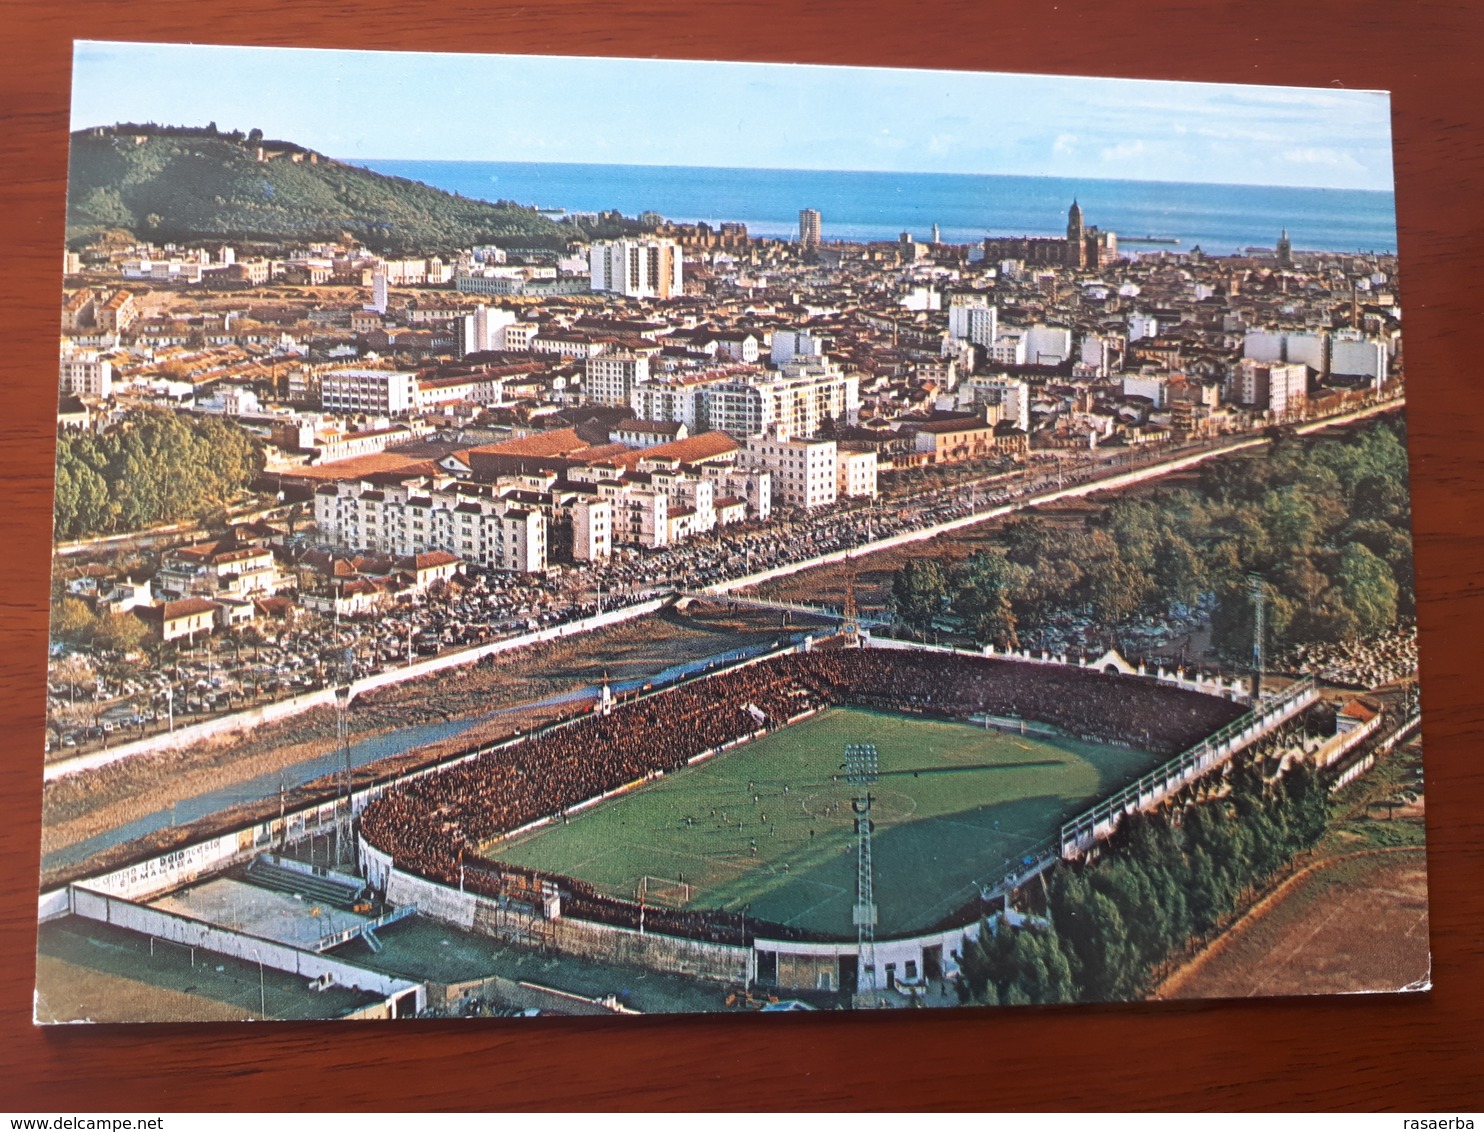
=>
[350,159,1397,256]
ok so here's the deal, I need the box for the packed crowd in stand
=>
[360,646,1249,943]
[790,650,1246,756]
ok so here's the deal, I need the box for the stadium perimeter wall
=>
[67,884,424,1017]
[375,855,749,984]
[44,596,668,782]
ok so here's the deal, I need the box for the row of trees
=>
[888,419,1414,658]
[957,755,1332,1005]
[53,409,264,540]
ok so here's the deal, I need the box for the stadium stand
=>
[361,650,1249,943]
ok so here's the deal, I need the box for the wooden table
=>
[1,0,1480,1111]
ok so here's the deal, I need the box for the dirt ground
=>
[1155,848,1430,999]
[1155,736,1430,1000]
[742,497,1101,610]
[42,602,816,857]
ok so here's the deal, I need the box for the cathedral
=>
[983,201,1120,270]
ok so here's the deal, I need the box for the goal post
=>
[637,875,692,909]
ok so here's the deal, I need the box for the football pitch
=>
[488,707,1164,937]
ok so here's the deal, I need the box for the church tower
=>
[1067,200,1087,269]
[1277,228,1292,268]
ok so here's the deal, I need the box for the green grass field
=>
[488,707,1164,937]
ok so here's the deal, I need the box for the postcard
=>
[37,42,1424,1021]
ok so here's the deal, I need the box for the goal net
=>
[637,875,692,909]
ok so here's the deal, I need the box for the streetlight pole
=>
[250,948,265,1019]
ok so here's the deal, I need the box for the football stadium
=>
[353,641,1313,999]
[490,706,1160,937]
[40,635,1319,1013]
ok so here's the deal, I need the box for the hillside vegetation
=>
[67,124,582,252]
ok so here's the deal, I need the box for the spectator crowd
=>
[360,646,1248,942]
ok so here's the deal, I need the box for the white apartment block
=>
[1330,334,1389,385]
[1235,360,1309,417]
[415,373,506,410]
[698,464,772,522]
[630,378,710,430]
[589,238,683,299]
[570,496,611,562]
[958,377,1030,431]
[321,369,417,416]
[1128,313,1159,342]
[740,435,839,511]
[1025,324,1073,365]
[988,331,1027,366]
[585,479,671,549]
[1243,330,1329,373]
[770,329,827,366]
[59,350,114,398]
[376,257,452,286]
[532,333,610,359]
[314,477,546,573]
[587,353,652,407]
[1122,374,1170,409]
[837,448,879,500]
[564,459,762,547]
[121,257,206,284]
[1080,333,1117,377]
[453,266,560,295]
[704,360,859,441]
[947,298,998,347]
[501,321,538,351]
[455,305,518,355]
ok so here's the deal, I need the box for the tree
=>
[94,611,149,655]
[951,551,1024,648]
[889,558,948,634]
[53,597,96,643]
[1335,541,1399,637]
[1047,871,1141,1002]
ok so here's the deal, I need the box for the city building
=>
[947,296,998,348]
[740,434,839,511]
[799,208,822,251]
[314,475,547,573]
[587,352,652,407]
[589,238,683,299]
[1234,359,1309,416]
[58,349,114,399]
[911,413,1005,464]
[454,306,519,356]
[982,201,1118,270]
[320,369,418,416]
[958,377,1030,432]
[1330,332,1389,386]
[156,543,286,601]
[702,359,859,440]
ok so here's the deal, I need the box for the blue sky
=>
[71,42,1395,191]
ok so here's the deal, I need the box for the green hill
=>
[66,124,586,253]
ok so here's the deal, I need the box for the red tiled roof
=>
[468,427,591,459]
[159,598,217,620]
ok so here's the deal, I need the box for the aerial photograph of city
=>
[36,42,1425,1021]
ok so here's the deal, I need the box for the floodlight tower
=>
[844,742,879,999]
[1248,572,1265,702]
[334,646,354,868]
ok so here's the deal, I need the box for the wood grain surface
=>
[2,0,1481,1111]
